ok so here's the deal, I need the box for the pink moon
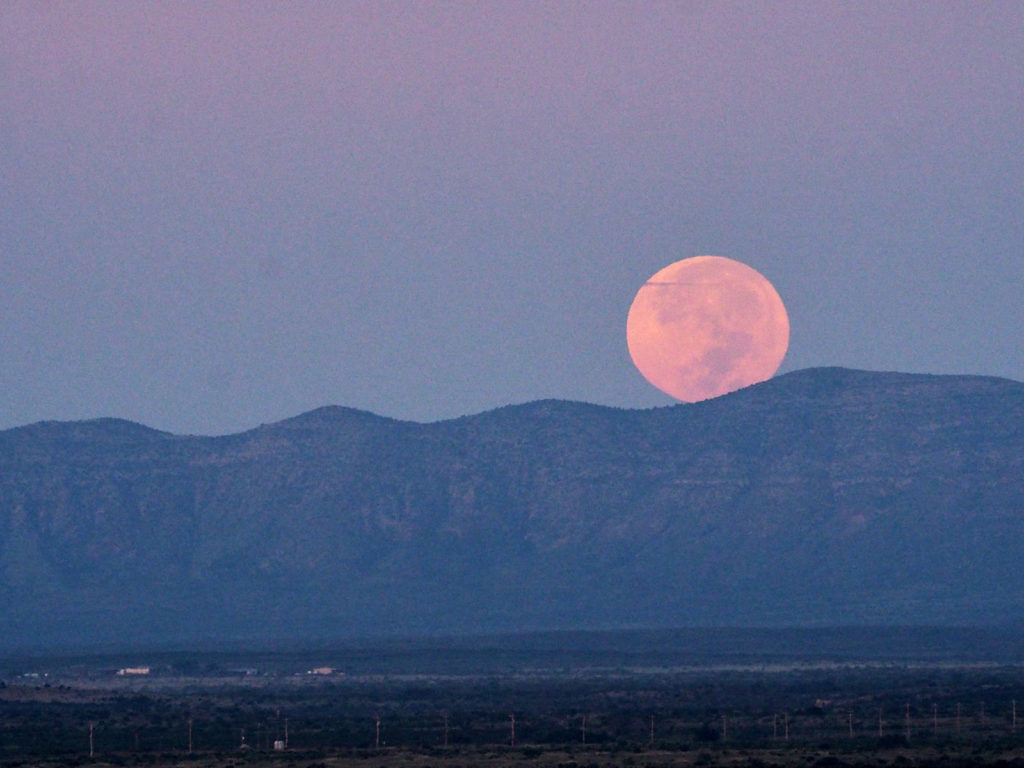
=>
[626,256,790,402]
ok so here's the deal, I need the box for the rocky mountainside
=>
[1,367,1022,650]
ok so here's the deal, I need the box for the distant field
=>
[3,628,1024,767]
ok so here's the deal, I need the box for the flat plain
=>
[4,628,1024,767]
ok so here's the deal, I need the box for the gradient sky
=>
[2,2,1022,435]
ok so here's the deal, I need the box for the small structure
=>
[116,667,151,676]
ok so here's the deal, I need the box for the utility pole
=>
[649,714,654,747]
[581,715,586,745]
[722,714,727,741]
[878,708,883,738]
[375,715,381,749]
[933,704,938,735]
[784,713,789,741]
[188,717,193,753]
[510,713,516,746]
[285,718,289,749]
[89,722,95,758]
[848,712,853,739]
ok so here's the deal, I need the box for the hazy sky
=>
[2,2,1022,435]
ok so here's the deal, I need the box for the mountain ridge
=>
[4,365,1019,440]
[1,367,1022,650]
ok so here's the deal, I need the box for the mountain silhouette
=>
[1,367,1022,650]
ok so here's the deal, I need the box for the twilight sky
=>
[2,2,1022,435]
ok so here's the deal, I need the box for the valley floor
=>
[8,744,1024,768]
[4,636,1024,768]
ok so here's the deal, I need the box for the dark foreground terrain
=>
[4,629,1024,767]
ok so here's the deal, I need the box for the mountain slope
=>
[1,367,1022,649]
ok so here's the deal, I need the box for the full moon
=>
[626,256,790,402]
